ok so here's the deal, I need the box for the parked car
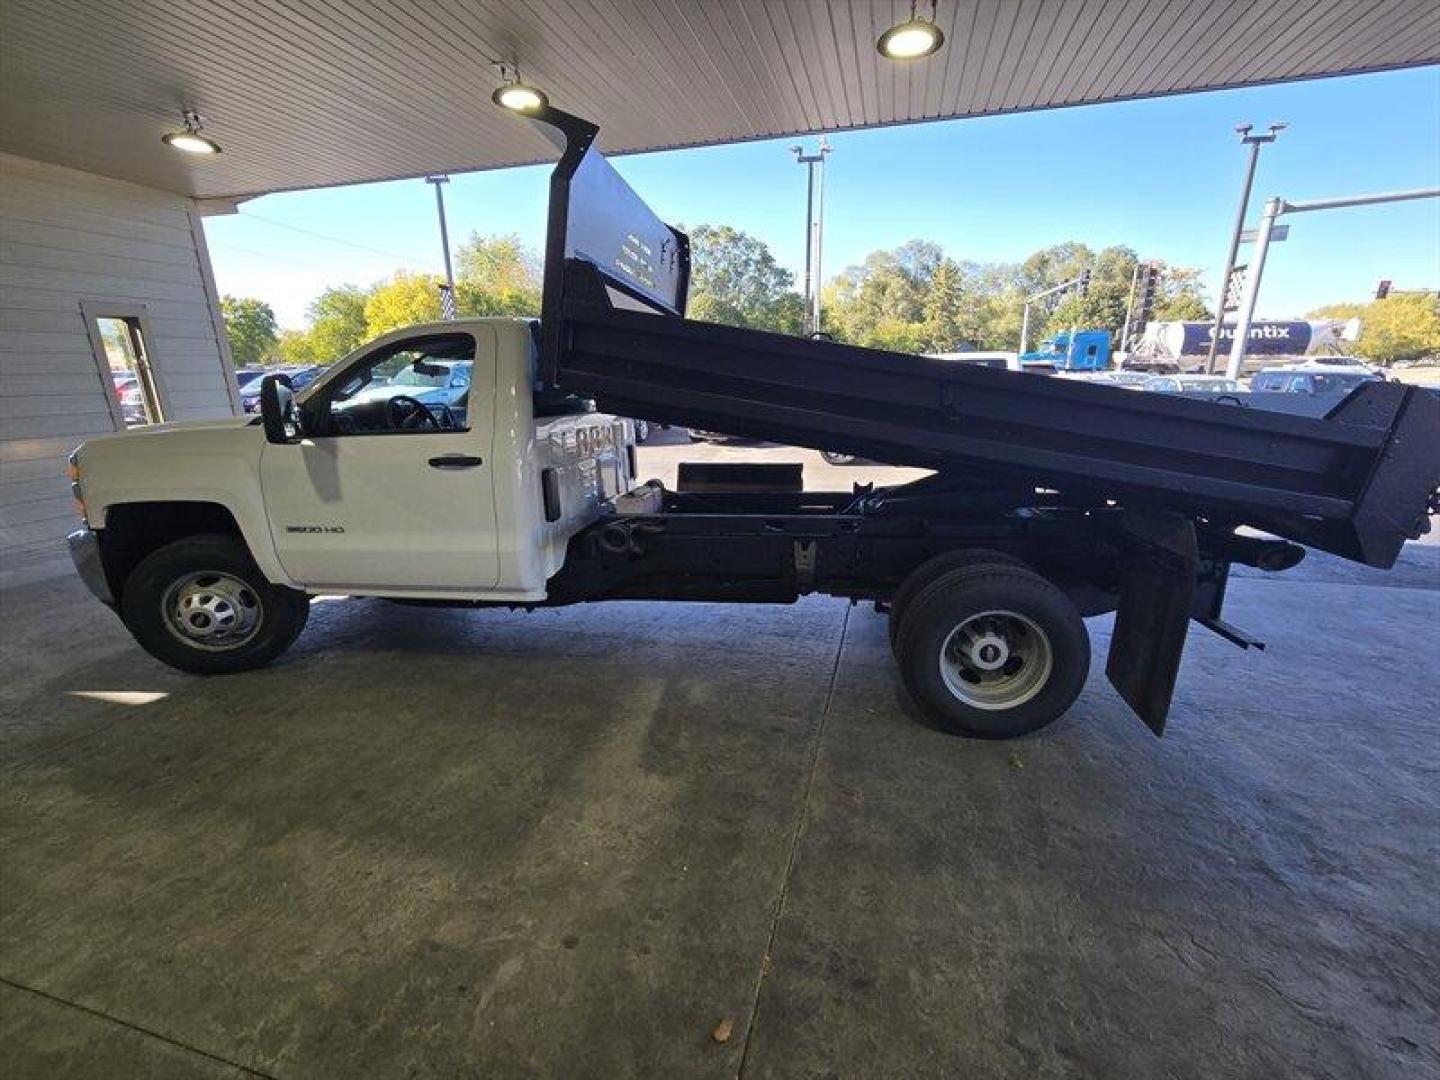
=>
[330,360,472,426]
[687,428,733,443]
[110,372,146,424]
[239,366,326,413]
[1057,371,1150,389]
[1143,375,1243,395]
[1303,355,1384,376]
[1250,367,1382,397]
[235,368,266,390]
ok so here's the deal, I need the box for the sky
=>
[203,66,1440,331]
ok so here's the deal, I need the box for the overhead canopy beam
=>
[1,0,1437,200]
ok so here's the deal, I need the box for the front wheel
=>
[893,565,1089,738]
[120,534,309,675]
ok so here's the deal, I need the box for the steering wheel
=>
[386,395,439,431]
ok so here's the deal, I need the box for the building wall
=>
[0,152,239,556]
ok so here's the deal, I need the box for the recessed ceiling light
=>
[162,109,221,155]
[877,2,945,60]
[490,63,549,112]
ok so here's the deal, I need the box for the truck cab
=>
[70,317,636,620]
[1019,329,1112,372]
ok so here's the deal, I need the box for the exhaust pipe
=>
[1213,533,1306,572]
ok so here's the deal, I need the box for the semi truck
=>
[1018,329,1113,372]
[64,105,1439,742]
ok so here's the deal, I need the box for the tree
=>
[1037,245,1131,345]
[453,233,543,317]
[1151,265,1212,322]
[824,240,948,348]
[687,224,804,334]
[364,271,445,336]
[305,284,369,359]
[220,295,278,367]
[275,328,322,365]
[1312,293,1440,366]
[1034,250,1211,345]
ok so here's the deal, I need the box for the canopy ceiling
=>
[1,0,1437,199]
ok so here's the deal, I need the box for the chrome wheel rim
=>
[161,571,263,651]
[939,609,1053,710]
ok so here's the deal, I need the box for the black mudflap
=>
[1105,511,1199,736]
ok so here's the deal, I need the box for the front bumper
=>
[67,528,114,606]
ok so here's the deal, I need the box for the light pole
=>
[1225,187,1440,380]
[791,139,831,336]
[1204,122,1286,374]
[425,174,457,318]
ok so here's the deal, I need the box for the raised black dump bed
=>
[526,106,1438,572]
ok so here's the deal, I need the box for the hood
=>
[91,416,255,441]
[74,415,258,461]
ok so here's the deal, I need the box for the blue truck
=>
[1019,329,1112,372]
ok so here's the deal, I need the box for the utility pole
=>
[425,175,457,318]
[791,139,832,336]
[1205,122,1286,374]
[1225,187,1440,380]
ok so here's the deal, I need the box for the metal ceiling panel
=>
[1,0,1436,199]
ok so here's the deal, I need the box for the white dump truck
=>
[65,105,1439,742]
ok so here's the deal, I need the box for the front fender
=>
[77,423,295,587]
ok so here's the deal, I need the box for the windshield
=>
[1311,373,1374,393]
[387,364,457,388]
[1179,378,1239,391]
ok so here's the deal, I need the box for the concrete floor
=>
[2,450,1438,1078]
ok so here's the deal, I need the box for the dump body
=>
[525,106,1438,571]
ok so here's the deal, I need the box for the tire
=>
[894,565,1089,739]
[888,549,1028,656]
[120,534,310,675]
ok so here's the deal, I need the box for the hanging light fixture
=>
[491,63,549,112]
[161,108,221,155]
[877,0,945,60]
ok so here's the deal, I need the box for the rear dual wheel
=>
[887,549,1027,656]
[890,560,1089,739]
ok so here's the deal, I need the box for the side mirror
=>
[260,374,302,444]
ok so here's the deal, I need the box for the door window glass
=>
[318,334,475,435]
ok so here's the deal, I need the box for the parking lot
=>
[2,442,1436,1079]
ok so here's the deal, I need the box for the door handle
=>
[428,454,484,469]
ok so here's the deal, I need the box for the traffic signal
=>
[1137,264,1159,324]
[1375,279,1392,300]
[1078,268,1092,297]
